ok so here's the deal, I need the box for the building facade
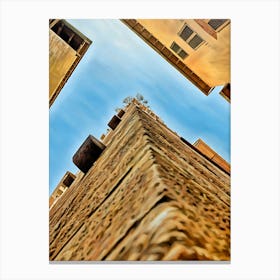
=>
[49,19,92,107]
[49,100,230,261]
[121,19,230,101]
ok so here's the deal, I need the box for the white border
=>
[0,1,279,279]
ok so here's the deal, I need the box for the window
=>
[170,42,180,53]
[170,42,188,59]
[188,34,204,49]
[179,25,193,41]
[208,19,227,30]
[178,49,188,59]
[179,24,205,50]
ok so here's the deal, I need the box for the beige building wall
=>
[49,30,77,101]
[49,19,92,107]
[122,19,230,99]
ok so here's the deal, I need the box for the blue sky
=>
[49,19,230,194]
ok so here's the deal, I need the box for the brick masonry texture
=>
[49,103,230,261]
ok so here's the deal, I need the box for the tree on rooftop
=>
[122,93,150,108]
[122,96,133,105]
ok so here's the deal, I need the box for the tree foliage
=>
[122,96,134,104]
[122,93,150,108]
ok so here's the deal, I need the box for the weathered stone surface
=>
[72,135,106,173]
[50,102,230,261]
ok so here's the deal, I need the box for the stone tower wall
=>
[49,103,230,261]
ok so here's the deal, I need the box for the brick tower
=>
[49,99,230,261]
